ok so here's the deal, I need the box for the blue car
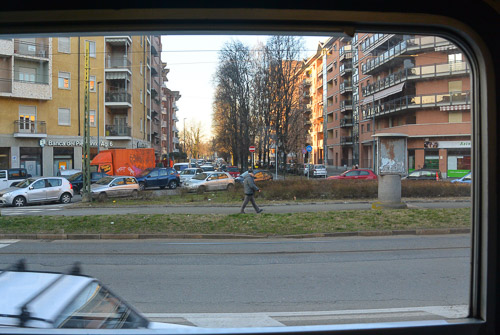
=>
[451,172,471,183]
[136,167,180,190]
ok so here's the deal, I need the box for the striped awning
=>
[361,82,405,105]
[105,72,129,80]
[440,104,470,111]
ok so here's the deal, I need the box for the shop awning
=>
[361,82,405,105]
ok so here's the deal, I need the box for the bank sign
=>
[40,139,113,148]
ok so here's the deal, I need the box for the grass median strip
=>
[0,208,470,235]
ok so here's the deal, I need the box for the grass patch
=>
[0,208,470,235]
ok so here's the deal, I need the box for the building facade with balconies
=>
[354,33,471,177]
[0,35,160,176]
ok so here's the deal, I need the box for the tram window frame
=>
[0,2,497,335]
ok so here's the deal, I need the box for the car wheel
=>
[98,192,107,202]
[60,192,72,204]
[131,190,139,198]
[197,185,206,194]
[13,196,26,207]
[168,180,177,189]
[139,182,145,191]
[226,183,234,191]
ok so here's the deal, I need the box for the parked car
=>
[200,164,216,172]
[90,176,140,201]
[66,171,109,194]
[305,164,327,178]
[182,171,235,193]
[135,167,180,190]
[56,169,82,178]
[235,170,274,183]
[327,169,378,180]
[403,168,443,181]
[0,168,32,190]
[179,167,204,184]
[224,165,240,178]
[0,260,191,329]
[451,172,471,183]
[0,177,74,207]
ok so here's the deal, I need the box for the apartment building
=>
[161,83,181,159]
[301,33,471,178]
[0,35,165,176]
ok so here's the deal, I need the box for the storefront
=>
[53,147,74,173]
[20,147,42,176]
[0,147,9,169]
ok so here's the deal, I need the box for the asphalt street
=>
[0,235,471,327]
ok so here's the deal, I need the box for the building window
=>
[140,61,143,75]
[335,130,338,138]
[89,75,96,92]
[18,67,36,83]
[367,123,371,132]
[449,111,463,123]
[58,37,70,53]
[140,89,143,103]
[87,40,96,58]
[448,53,462,63]
[140,118,143,132]
[19,105,36,132]
[90,110,96,127]
[449,80,462,93]
[335,113,338,121]
[58,108,71,126]
[361,124,364,133]
[58,72,70,89]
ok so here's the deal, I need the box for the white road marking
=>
[144,305,468,328]
[0,240,19,249]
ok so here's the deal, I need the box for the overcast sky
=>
[160,35,329,140]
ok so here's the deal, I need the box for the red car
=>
[327,169,378,180]
[225,166,240,178]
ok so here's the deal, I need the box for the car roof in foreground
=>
[0,271,94,327]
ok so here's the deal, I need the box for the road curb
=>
[0,228,470,240]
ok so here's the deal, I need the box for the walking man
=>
[240,169,263,214]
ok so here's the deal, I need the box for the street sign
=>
[306,145,313,152]
[302,149,307,154]
[249,146,256,152]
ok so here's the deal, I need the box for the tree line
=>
[212,36,310,170]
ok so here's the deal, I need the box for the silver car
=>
[0,177,74,207]
[179,167,204,185]
[183,171,235,193]
[90,176,140,201]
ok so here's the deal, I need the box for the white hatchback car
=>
[179,167,204,185]
[182,171,235,193]
[0,177,73,207]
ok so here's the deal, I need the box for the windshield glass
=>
[192,173,208,180]
[137,169,153,177]
[95,177,114,185]
[67,172,83,182]
[14,178,36,188]
[227,167,239,172]
[180,169,194,175]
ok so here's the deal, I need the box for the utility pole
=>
[97,81,102,154]
[82,42,91,202]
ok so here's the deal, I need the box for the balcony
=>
[106,56,131,71]
[362,61,471,97]
[14,39,49,59]
[340,100,353,112]
[362,90,471,118]
[339,45,352,62]
[340,136,354,145]
[339,63,352,77]
[360,34,399,54]
[362,36,454,75]
[13,120,47,138]
[340,118,353,127]
[105,124,131,138]
[172,113,179,122]
[105,90,131,105]
[339,82,352,94]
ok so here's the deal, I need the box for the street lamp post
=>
[97,81,102,154]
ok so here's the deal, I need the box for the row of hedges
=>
[233,179,471,200]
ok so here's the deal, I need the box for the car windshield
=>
[227,167,239,172]
[14,178,36,188]
[180,169,194,175]
[192,173,208,180]
[137,169,154,177]
[67,172,83,181]
[95,177,114,185]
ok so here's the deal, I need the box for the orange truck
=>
[90,148,156,177]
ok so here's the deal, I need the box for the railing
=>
[13,71,49,85]
[340,136,354,145]
[360,34,396,53]
[106,125,131,137]
[362,36,453,74]
[340,82,352,93]
[14,39,49,58]
[339,64,352,75]
[106,56,131,70]
[340,118,353,127]
[362,90,471,117]
[362,61,470,97]
[14,120,46,134]
[339,45,352,58]
[340,100,353,111]
[161,121,167,128]
[105,90,131,103]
